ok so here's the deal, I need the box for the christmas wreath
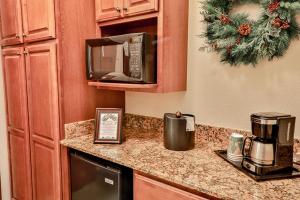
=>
[201,0,300,65]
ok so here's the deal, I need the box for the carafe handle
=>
[242,136,253,157]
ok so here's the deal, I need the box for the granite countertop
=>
[61,119,300,200]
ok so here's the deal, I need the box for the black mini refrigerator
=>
[70,150,133,200]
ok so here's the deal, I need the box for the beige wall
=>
[126,0,300,138]
[0,49,11,199]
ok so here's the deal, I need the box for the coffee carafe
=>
[242,112,296,175]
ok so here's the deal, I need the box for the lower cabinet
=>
[134,173,208,200]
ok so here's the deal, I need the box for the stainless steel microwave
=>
[86,32,157,83]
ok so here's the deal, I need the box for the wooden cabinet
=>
[91,0,188,92]
[21,0,56,42]
[2,47,32,200]
[0,0,56,46]
[123,0,158,16]
[0,0,23,45]
[134,173,208,200]
[96,0,122,22]
[25,42,60,200]
[2,43,60,200]
[96,0,158,22]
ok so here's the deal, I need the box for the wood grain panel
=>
[95,0,122,22]
[21,0,56,42]
[0,0,23,45]
[25,44,56,140]
[25,42,61,200]
[31,142,56,200]
[2,48,25,130]
[8,131,31,200]
[158,0,188,92]
[2,47,32,200]
[134,173,208,200]
[124,0,158,16]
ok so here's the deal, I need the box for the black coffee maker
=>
[242,112,296,175]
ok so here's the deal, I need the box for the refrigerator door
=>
[71,153,121,200]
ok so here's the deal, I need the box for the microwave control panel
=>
[128,36,143,79]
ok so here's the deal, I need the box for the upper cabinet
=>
[96,0,158,22]
[0,0,56,46]
[123,0,158,17]
[96,0,122,22]
[21,0,56,43]
[91,0,188,93]
[0,0,23,45]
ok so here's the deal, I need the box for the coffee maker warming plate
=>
[215,150,300,181]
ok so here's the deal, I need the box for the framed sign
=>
[94,108,123,144]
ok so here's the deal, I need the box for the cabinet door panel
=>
[21,0,56,42]
[124,0,158,16]
[31,142,56,200]
[26,50,54,140]
[2,47,32,200]
[134,173,207,200]
[3,50,25,130]
[25,42,61,200]
[0,0,23,45]
[95,0,121,22]
[9,132,29,200]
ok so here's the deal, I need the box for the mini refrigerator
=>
[70,150,133,200]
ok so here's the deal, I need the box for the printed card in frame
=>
[94,108,123,144]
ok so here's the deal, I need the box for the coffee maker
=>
[242,112,296,176]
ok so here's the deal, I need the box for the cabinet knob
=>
[123,7,128,12]
[15,34,20,39]
[115,7,121,12]
[22,33,27,38]
[23,51,29,55]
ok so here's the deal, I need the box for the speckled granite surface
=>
[62,114,300,200]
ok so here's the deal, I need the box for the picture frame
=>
[94,108,123,144]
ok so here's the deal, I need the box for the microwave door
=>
[100,44,131,82]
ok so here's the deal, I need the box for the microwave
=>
[86,32,157,83]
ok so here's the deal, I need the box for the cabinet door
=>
[25,42,61,200]
[134,173,208,200]
[123,0,158,17]
[0,0,23,45]
[21,0,56,43]
[95,0,122,22]
[2,47,32,200]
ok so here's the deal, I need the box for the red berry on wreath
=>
[238,24,251,36]
[268,0,280,13]
[272,17,282,28]
[272,17,290,29]
[281,22,290,30]
[219,15,231,24]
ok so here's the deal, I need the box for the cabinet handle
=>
[22,33,27,38]
[123,7,128,12]
[23,51,29,55]
[15,34,20,39]
[115,7,121,12]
